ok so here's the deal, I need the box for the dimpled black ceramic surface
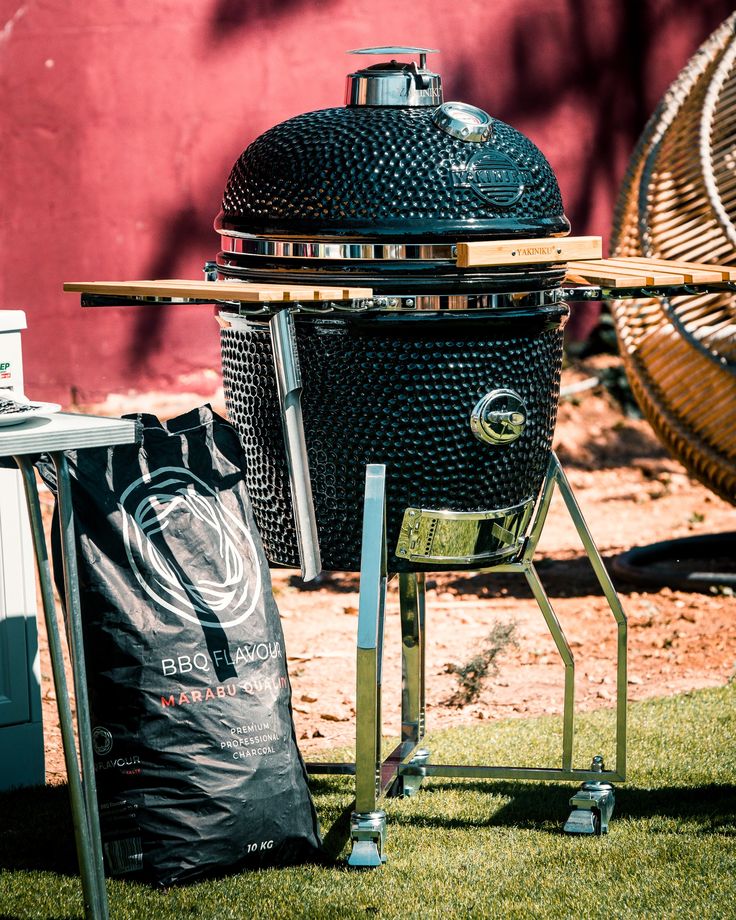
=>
[221,311,564,572]
[218,108,567,238]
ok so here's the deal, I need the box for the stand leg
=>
[523,562,575,771]
[399,572,426,745]
[543,453,626,833]
[349,465,388,868]
[17,458,107,920]
[386,573,430,798]
[551,454,627,780]
[495,453,626,831]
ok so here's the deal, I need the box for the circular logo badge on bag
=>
[92,726,114,757]
[120,467,262,630]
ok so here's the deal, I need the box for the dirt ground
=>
[37,355,735,780]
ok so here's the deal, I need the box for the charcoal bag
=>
[39,407,322,885]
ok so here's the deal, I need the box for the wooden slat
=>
[612,257,736,281]
[65,280,286,302]
[590,259,692,284]
[155,280,361,300]
[63,279,374,303]
[603,258,722,283]
[154,280,357,301]
[564,257,732,287]
[116,280,374,301]
[564,264,649,288]
[151,280,324,301]
[569,260,687,285]
[456,236,602,268]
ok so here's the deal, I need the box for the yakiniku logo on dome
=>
[120,467,262,630]
[449,149,534,208]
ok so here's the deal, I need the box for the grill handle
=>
[269,308,322,581]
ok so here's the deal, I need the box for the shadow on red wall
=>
[3,0,733,403]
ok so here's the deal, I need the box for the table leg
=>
[16,457,108,919]
[51,452,109,918]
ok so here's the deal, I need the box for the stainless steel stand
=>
[0,413,139,920]
[309,453,628,866]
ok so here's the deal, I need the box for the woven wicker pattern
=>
[610,14,736,504]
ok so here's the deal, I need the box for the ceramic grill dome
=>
[217,109,568,237]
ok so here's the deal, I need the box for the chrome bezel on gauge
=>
[432,101,493,142]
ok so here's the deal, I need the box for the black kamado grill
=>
[69,47,665,866]
[216,47,571,576]
[209,48,628,860]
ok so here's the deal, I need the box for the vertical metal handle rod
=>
[16,457,106,920]
[270,308,322,581]
[52,452,110,919]
[355,464,388,813]
[551,453,628,777]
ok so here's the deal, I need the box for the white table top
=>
[0,411,140,457]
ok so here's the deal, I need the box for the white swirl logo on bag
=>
[120,467,262,629]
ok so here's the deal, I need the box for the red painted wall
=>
[1,0,733,404]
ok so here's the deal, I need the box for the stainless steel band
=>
[218,233,457,262]
[80,288,568,313]
[346,70,442,107]
[216,290,566,318]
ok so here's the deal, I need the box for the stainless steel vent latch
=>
[470,389,527,445]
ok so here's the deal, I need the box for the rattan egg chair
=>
[610,14,736,588]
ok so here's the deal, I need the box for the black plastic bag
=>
[39,407,322,885]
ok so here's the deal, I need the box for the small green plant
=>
[446,620,518,706]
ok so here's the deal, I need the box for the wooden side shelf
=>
[564,257,736,289]
[63,279,374,303]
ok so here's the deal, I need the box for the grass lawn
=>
[1,683,734,919]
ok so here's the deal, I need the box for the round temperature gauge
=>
[432,101,493,142]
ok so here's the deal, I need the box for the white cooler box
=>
[0,310,44,789]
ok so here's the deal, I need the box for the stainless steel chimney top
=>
[345,46,442,107]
